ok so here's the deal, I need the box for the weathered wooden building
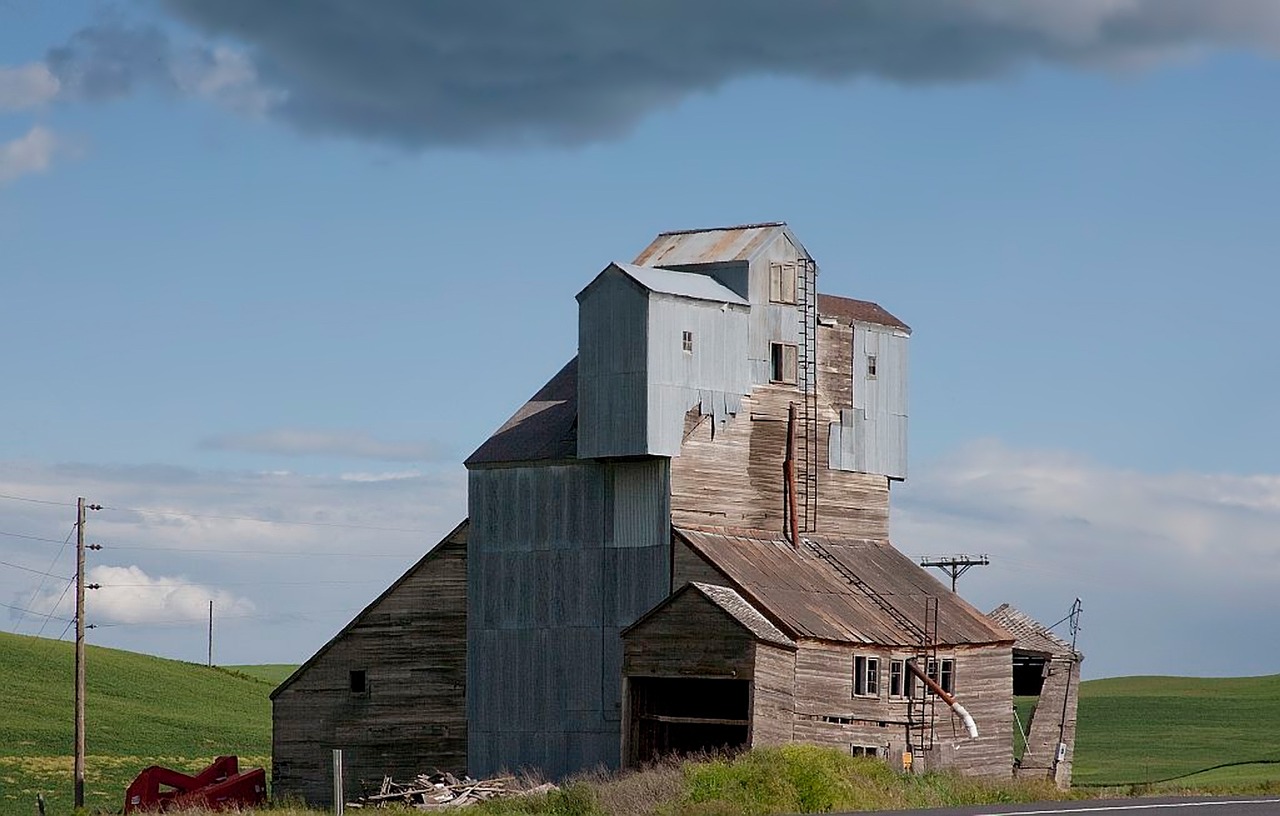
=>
[272,223,1080,803]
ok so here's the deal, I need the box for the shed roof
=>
[988,603,1079,659]
[603,262,749,306]
[624,581,796,649]
[465,357,577,467]
[818,294,912,334]
[676,527,1013,647]
[634,222,810,268]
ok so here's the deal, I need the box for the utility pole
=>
[73,497,101,809]
[208,600,214,668]
[919,554,989,592]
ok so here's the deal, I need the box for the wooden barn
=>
[271,223,1081,804]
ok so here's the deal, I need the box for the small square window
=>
[682,330,693,354]
[769,264,798,305]
[349,669,367,694]
[866,355,878,378]
[770,343,798,384]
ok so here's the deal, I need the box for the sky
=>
[2,0,1279,680]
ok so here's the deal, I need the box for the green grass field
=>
[0,631,281,816]
[1073,674,1280,787]
[224,664,298,685]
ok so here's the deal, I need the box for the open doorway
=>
[627,677,750,765]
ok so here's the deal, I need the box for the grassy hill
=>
[226,663,299,685]
[1074,674,1280,787]
[0,631,278,815]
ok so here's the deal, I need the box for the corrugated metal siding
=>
[468,460,670,779]
[646,294,750,455]
[577,269,649,458]
[830,324,908,479]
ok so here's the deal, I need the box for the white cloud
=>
[201,428,449,462]
[170,44,284,115]
[893,440,1280,677]
[0,63,60,110]
[29,564,256,625]
[0,125,61,186]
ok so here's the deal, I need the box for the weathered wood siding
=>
[751,643,796,747]
[789,642,1012,777]
[468,459,671,778]
[271,523,468,807]
[671,384,889,539]
[1017,655,1081,787]
[623,590,757,679]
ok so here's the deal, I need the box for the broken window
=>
[771,343,798,384]
[889,660,905,698]
[853,655,879,697]
[769,263,797,305]
[349,669,367,694]
[682,330,694,353]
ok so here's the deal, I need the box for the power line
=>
[0,599,72,623]
[100,544,417,558]
[37,579,76,638]
[12,523,76,633]
[0,559,73,581]
[0,529,72,544]
[0,493,74,507]
[99,578,387,587]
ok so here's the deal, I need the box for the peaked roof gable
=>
[633,222,811,269]
[465,357,578,466]
[623,580,796,650]
[988,603,1079,659]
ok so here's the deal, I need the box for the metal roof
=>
[677,527,1014,647]
[623,581,796,649]
[609,262,749,305]
[988,603,1079,659]
[633,222,810,268]
[817,294,911,333]
[465,358,577,466]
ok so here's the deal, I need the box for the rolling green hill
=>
[1074,673,1280,787]
[226,663,299,685]
[0,631,276,815]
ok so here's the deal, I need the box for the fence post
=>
[332,749,344,816]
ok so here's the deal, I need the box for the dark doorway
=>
[1012,653,1048,696]
[627,677,750,766]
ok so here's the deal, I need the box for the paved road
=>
[845,795,1280,816]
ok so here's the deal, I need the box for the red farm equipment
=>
[123,755,266,813]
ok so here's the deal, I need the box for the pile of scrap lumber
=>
[350,772,557,809]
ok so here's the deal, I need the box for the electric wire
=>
[1,599,72,623]
[10,523,76,633]
[0,558,73,581]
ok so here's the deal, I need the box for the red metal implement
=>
[123,755,266,813]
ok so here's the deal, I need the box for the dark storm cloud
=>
[38,1,1280,146]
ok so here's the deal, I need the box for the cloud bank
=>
[201,428,449,462]
[6,1,1280,150]
[0,125,62,186]
[894,440,1280,677]
[29,564,256,626]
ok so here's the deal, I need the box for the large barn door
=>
[627,677,750,766]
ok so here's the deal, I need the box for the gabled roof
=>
[594,262,748,306]
[818,294,911,334]
[988,603,1079,659]
[465,358,578,467]
[624,581,796,649]
[634,222,811,268]
[271,518,469,699]
[676,527,1013,648]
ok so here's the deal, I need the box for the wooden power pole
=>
[208,600,214,668]
[74,497,86,809]
[73,497,101,808]
[919,554,990,592]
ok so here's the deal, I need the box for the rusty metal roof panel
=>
[634,223,807,267]
[817,294,911,333]
[988,603,1076,658]
[676,527,1013,647]
[612,262,749,305]
[465,357,578,466]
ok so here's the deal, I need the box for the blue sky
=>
[2,1,1279,678]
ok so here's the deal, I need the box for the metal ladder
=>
[803,539,924,643]
[908,596,940,760]
[796,258,819,532]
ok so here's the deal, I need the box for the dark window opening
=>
[1012,654,1048,696]
[889,660,905,698]
[771,343,798,384]
[850,745,879,758]
[682,330,694,353]
[349,669,367,694]
[854,655,880,697]
[627,677,750,767]
[926,658,955,695]
[866,355,878,378]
